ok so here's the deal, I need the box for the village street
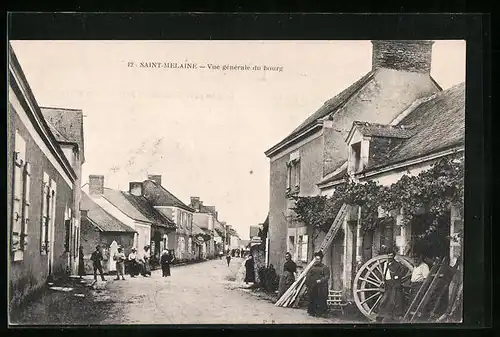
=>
[12,258,351,325]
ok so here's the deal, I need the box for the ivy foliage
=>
[292,154,464,238]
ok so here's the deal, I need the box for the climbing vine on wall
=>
[292,153,464,240]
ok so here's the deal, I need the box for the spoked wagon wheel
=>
[353,254,414,321]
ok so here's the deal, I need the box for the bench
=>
[327,290,348,315]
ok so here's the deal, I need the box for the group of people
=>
[275,246,431,321]
[79,245,176,281]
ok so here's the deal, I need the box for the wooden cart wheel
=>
[353,254,414,321]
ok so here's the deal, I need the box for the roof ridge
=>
[153,181,194,211]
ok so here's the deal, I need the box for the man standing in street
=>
[226,253,231,267]
[91,245,106,281]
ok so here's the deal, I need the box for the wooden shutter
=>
[12,131,26,253]
[286,163,291,189]
[41,173,50,253]
[21,162,31,250]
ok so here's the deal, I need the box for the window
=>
[286,159,301,192]
[41,174,56,254]
[11,130,30,260]
[298,235,308,263]
[351,142,362,172]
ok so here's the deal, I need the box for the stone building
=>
[141,176,195,261]
[80,192,136,274]
[8,44,79,308]
[264,40,442,278]
[319,82,465,295]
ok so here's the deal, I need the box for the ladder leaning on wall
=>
[275,203,350,307]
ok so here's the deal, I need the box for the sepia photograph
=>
[7,18,471,325]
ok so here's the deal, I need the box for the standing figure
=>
[128,248,139,277]
[78,245,86,279]
[114,247,126,280]
[226,253,232,267]
[244,254,256,284]
[141,245,152,277]
[277,252,297,299]
[305,251,330,317]
[377,248,407,322]
[219,251,223,260]
[160,249,174,277]
[90,245,106,281]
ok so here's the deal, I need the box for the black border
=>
[5,13,492,334]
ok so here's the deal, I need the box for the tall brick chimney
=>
[190,197,201,211]
[371,40,434,73]
[147,174,162,186]
[129,182,143,196]
[89,175,104,196]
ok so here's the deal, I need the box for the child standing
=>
[114,247,126,280]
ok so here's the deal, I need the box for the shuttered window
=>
[40,173,50,254]
[12,130,28,260]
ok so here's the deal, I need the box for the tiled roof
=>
[121,192,176,229]
[364,82,465,170]
[40,107,85,162]
[143,180,194,212]
[81,192,136,233]
[352,121,414,139]
[266,71,376,153]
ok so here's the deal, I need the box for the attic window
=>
[351,142,362,172]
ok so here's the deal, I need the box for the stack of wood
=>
[275,203,350,307]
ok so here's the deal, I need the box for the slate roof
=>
[121,192,176,229]
[266,71,376,154]
[102,187,176,228]
[363,82,465,171]
[350,121,414,139]
[318,168,348,186]
[143,180,195,212]
[40,107,85,163]
[81,192,136,233]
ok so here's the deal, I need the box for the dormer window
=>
[351,142,362,172]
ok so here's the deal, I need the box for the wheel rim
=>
[353,254,414,321]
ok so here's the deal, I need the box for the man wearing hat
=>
[90,245,106,281]
[305,251,330,317]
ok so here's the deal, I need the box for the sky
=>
[10,40,466,240]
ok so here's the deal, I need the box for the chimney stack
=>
[190,197,201,211]
[371,40,434,74]
[89,175,104,196]
[129,182,143,196]
[147,174,162,186]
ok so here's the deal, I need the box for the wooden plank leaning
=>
[275,203,349,307]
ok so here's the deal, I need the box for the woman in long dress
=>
[305,251,330,317]
[160,249,174,277]
[277,252,297,299]
[78,246,86,278]
[128,248,139,277]
[244,254,256,284]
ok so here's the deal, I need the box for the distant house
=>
[264,40,442,276]
[40,106,85,276]
[8,44,78,308]
[190,222,206,260]
[80,192,136,274]
[84,175,174,265]
[189,197,220,259]
[141,175,195,262]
